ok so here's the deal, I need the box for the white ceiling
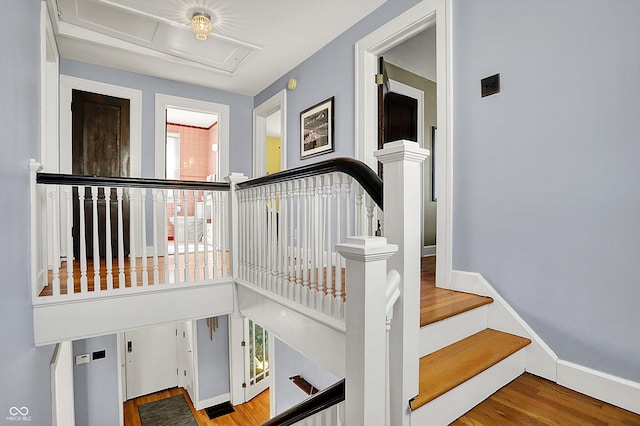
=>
[167,108,218,128]
[48,0,386,96]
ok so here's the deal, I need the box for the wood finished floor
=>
[420,256,493,326]
[453,373,640,425]
[124,387,270,426]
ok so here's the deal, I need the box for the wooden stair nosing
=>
[410,328,531,411]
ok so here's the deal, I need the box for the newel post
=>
[374,140,429,426]
[337,236,397,426]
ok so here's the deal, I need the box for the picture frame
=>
[300,97,334,159]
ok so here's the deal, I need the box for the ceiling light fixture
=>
[191,12,212,41]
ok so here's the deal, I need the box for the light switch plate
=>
[75,354,90,365]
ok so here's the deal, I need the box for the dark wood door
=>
[377,57,418,177]
[72,89,130,259]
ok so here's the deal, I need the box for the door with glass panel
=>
[244,319,270,400]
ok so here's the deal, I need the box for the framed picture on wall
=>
[300,97,334,159]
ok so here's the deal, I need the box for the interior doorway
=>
[254,90,287,178]
[356,0,451,286]
[244,319,271,401]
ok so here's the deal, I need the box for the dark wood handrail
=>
[36,173,231,191]
[237,157,383,209]
[261,379,345,426]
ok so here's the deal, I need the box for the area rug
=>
[138,394,197,426]
[205,401,235,420]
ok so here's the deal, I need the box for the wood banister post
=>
[374,140,429,426]
[337,236,397,426]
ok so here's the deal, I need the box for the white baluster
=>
[325,174,334,315]
[355,182,364,236]
[193,190,200,282]
[91,186,100,291]
[366,193,376,237]
[65,186,74,293]
[311,176,320,308]
[172,190,179,284]
[220,191,227,278]
[152,189,159,285]
[278,183,286,296]
[78,187,88,293]
[240,191,246,280]
[345,176,352,239]
[49,188,60,296]
[294,180,302,289]
[334,174,342,305]
[301,179,309,302]
[140,188,148,286]
[287,181,295,298]
[105,187,113,291]
[212,192,219,279]
[117,188,125,289]
[181,190,188,282]
[129,188,138,288]
[163,188,170,285]
[203,190,210,281]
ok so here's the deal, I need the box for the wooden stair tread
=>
[410,329,531,411]
[420,287,493,327]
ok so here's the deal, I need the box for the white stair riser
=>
[419,306,488,357]
[411,349,526,426]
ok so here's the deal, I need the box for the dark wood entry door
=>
[72,89,131,259]
[377,57,418,177]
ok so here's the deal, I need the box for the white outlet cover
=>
[75,354,90,365]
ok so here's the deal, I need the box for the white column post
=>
[337,236,397,426]
[225,173,248,407]
[374,140,429,426]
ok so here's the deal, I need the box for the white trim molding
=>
[194,393,231,412]
[253,89,287,178]
[154,94,230,180]
[355,0,453,288]
[450,269,640,415]
[557,361,640,415]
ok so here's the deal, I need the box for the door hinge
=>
[242,383,247,388]
[176,368,179,375]
[241,341,246,347]
[375,73,384,85]
[184,370,187,377]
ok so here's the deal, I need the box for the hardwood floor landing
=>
[124,387,270,426]
[453,373,640,425]
[420,256,493,327]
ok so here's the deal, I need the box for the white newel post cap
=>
[374,140,430,164]
[225,172,248,183]
[337,236,398,261]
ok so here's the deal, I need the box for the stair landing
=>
[420,256,493,326]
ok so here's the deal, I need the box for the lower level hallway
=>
[124,387,269,426]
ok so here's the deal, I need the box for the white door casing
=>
[355,0,452,287]
[253,89,287,178]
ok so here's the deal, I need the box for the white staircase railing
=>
[31,162,231,303]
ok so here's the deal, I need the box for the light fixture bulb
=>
[191,12,212,41]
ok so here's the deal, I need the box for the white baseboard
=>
[557,361,640,415]
[421,245,436,257]
[195,392,231,411]
[450,270,558,381]
[450,269,640,414]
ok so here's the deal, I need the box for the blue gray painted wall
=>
[254,0,421,170]
[60,59,254,178]
[73,335,119,426]
[273,337,339,415]
[0,1,56,424]
[197,316,231,401]
[258,0,640,384]
[452,0,640,381]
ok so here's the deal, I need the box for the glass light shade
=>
[191,12,212,41]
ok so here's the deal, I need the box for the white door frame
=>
[253,89,287,178]
[154,94,230,180]
[355,0,453,287]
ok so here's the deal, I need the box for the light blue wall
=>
[197,316,231,401]
[0,1,56,424]
[254,0,421,170]
[273,338,339,415]
[452,0,640,381]
[60,59,254,178]
[73,335,120,426]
